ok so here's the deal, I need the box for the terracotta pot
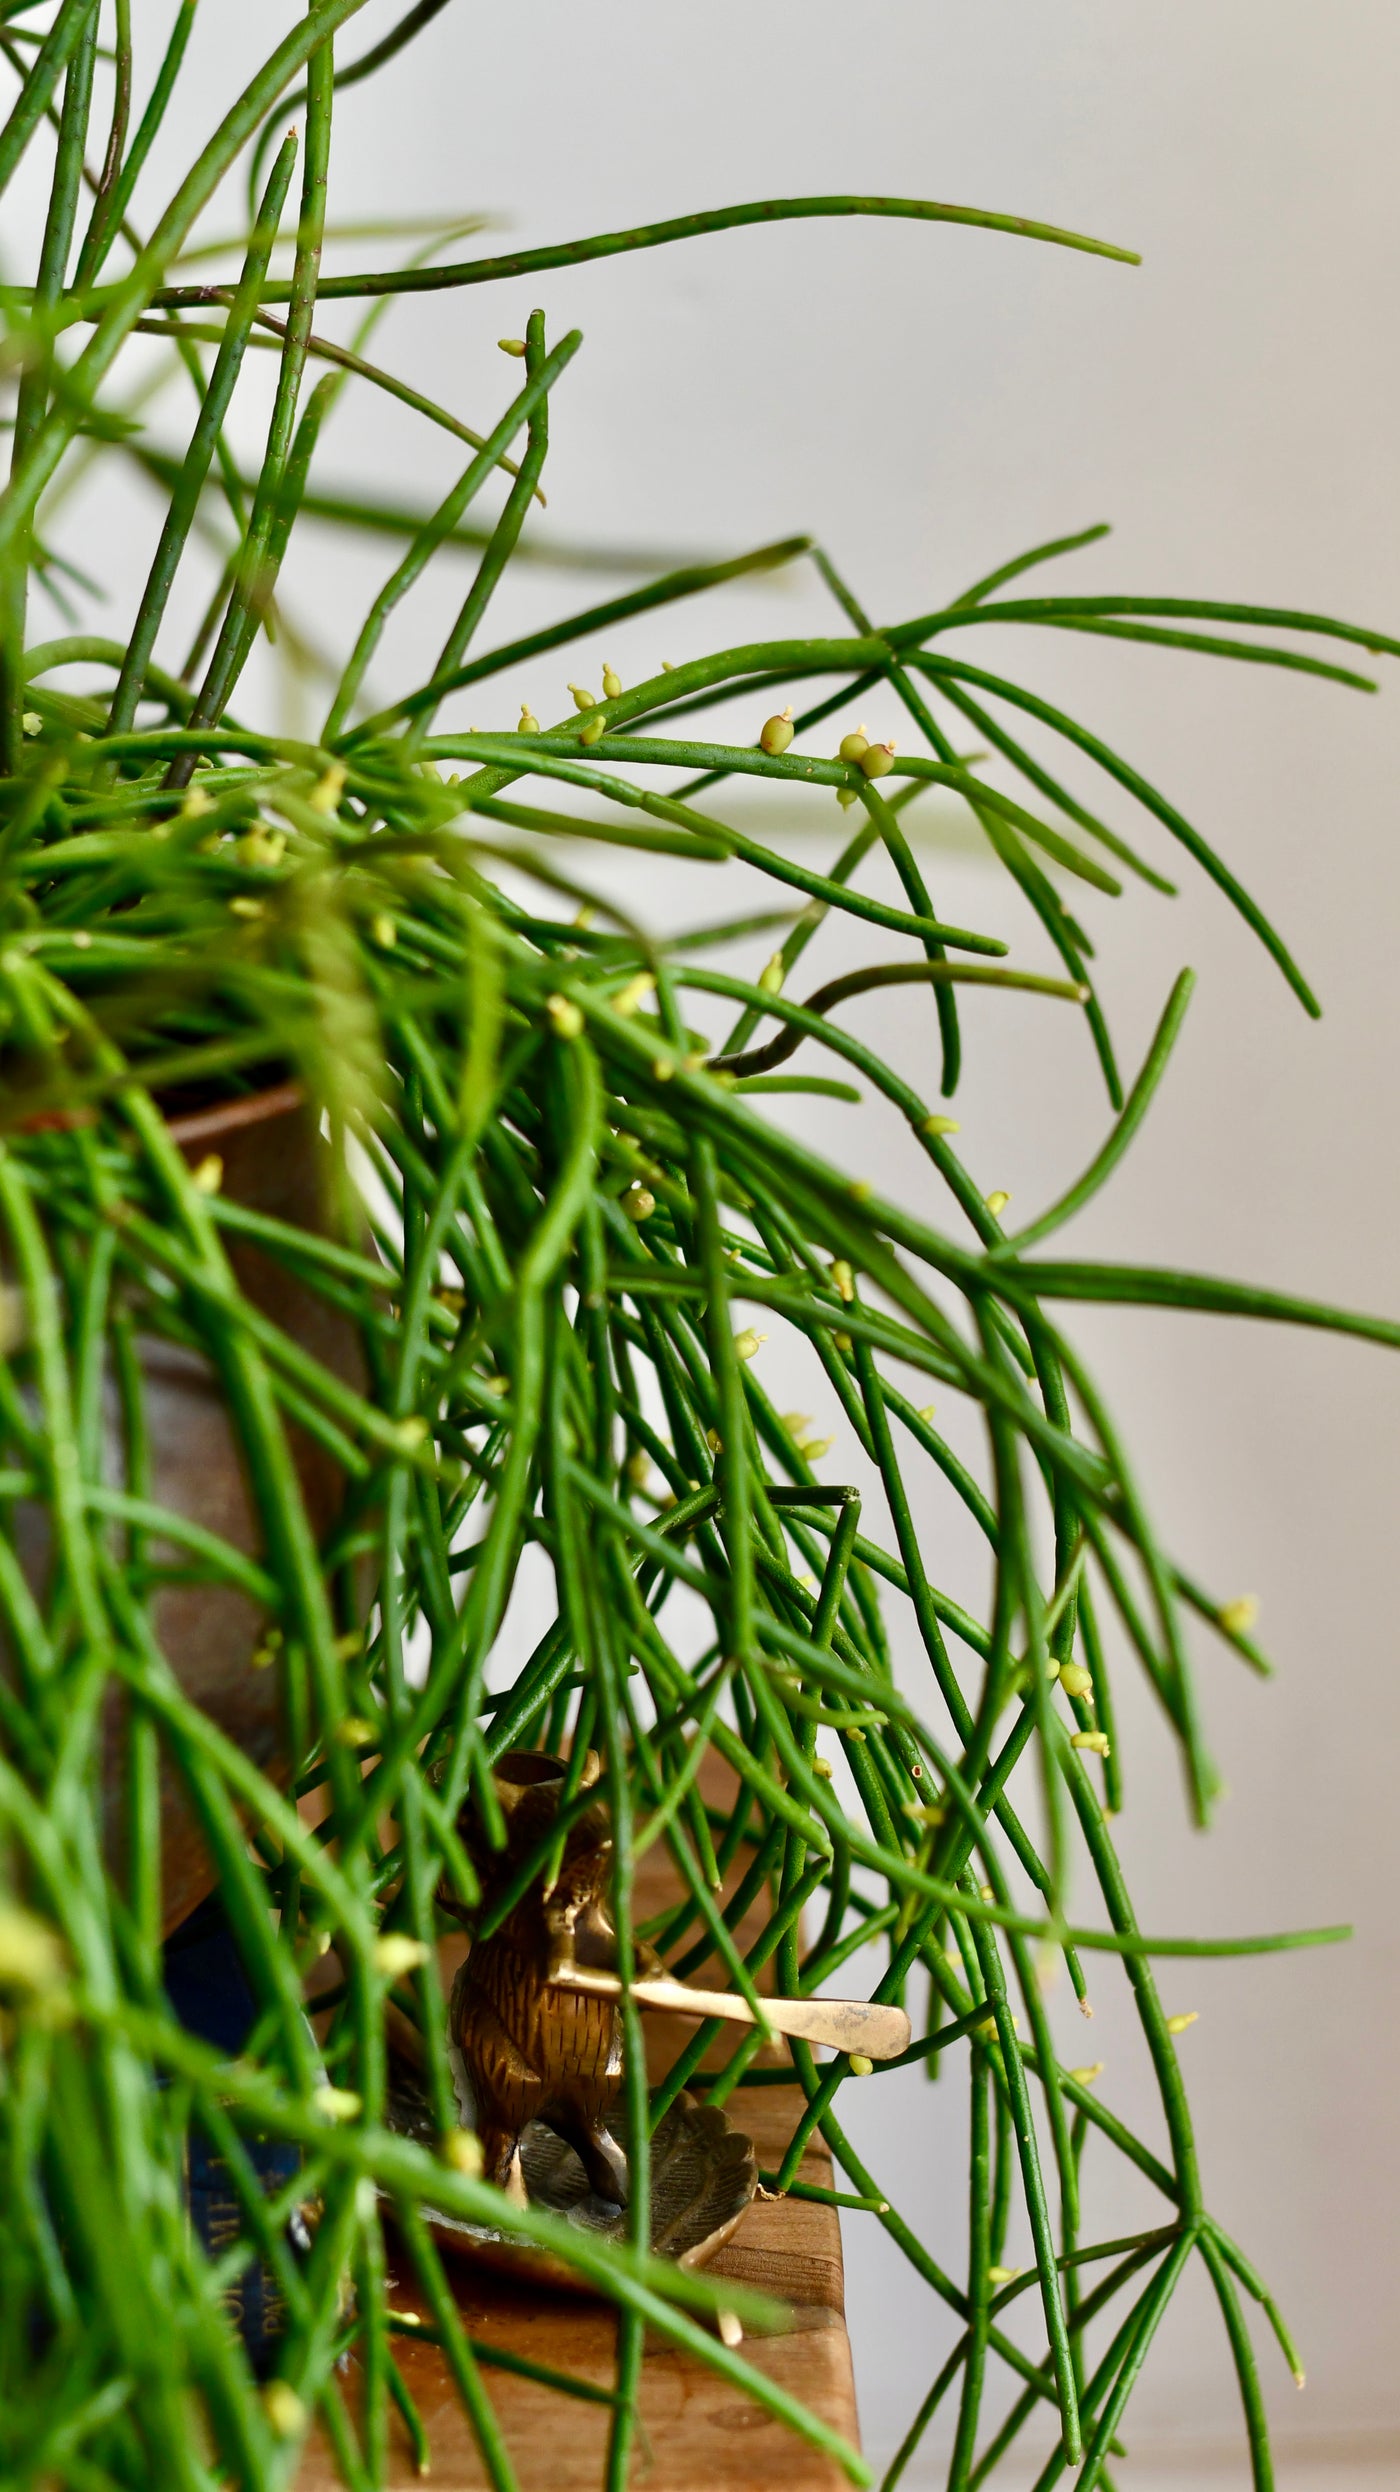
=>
[10,1082,366,1935]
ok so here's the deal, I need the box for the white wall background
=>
[35,3,1400,2480]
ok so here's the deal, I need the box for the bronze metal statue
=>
[441,1748,911,2214]
[442,1749,645,2207]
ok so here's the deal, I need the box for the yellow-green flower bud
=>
[620,1183,656,1221]
[1219,1594,1258,1633]
[568,682,597,712]
[546,993,584,1039]
[498,337,527,357]
[830,1258,855,1303]
[759,705,795,756]
[860,739,896,779]
[312,2084,363,2122]
[264,2384,308,2439]
[1059,1663,1094,1700]
[1070,1729,1111,1755]
[309,761,346,814]
[733,1328,767,1361]
[191,1153,223,1196]
[838,725,870,765]
[1165,2010,1198,2035]
[237,824,285,869]
[612,972,655,1017]
[848,2053,874,2077]
[1068,2061,1105,2086]
[922,1113,960,1137]
[442,2127,483,2174]
[0,1903,64,1997]
[373,1934,430,1979]
[518,704,540,734]
[836,783,859,809]
[602,664,622,698]
[985,1189,1010,1217]
[758,952,785,996]
[578,712,606,746]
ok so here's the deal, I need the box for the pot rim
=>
[164,1077,305,1151]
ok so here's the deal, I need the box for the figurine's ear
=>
[490,1750,569,1816]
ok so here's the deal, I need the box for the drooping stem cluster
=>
[0,10,1389,2490]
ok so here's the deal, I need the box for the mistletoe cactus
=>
[0,6,1394,2488]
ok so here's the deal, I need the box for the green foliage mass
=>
[0,6,1394,2487]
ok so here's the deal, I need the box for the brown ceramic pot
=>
[11,1082,365,1935]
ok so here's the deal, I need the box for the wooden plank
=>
[324,2088,855,2492]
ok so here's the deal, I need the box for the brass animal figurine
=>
[441,1746,911,2211]
[443,1749,646,2208]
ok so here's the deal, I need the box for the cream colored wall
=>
[79,2,1400,2475]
